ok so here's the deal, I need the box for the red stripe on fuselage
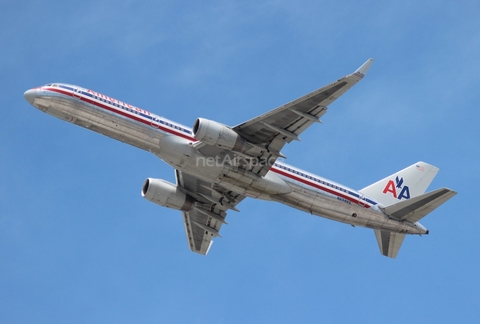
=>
[46,87,197,141]
[271,167,370,208]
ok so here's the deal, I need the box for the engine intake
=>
[193,118,246,151]
[142,178,193,211]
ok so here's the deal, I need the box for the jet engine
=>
[193,118,247,151]
[141,178,194,211]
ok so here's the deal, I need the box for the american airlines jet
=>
[24,59,456,258]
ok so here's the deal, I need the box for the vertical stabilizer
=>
[360,162,439,207]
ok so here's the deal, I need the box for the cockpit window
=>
[46,83,52,86]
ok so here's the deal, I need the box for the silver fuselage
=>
[24,84,427,235]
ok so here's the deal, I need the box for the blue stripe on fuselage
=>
[271,162,377,207]
[50,85,195,140]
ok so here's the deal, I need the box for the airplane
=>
[24,58,456,258]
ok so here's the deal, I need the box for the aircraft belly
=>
[272,182,418,233]
[39,94,164,153]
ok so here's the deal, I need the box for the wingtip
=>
[354,58,374,77]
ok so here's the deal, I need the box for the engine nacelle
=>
[141,178,193,211]
[193,118,246,151]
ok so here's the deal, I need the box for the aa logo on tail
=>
[382,176,410,200]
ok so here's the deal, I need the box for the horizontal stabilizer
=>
[382,187,457,223]
[374,230,405,258]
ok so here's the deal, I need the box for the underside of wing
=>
[181,208,218,255]
[169,60,373,254]
[176,169,246,255]
[230,58,373,176]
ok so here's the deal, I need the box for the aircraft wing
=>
[228,58,373,176]
[175,169,246,255]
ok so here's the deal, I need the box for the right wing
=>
[175,169,246,255]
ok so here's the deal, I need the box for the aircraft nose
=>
[24,89,37,105]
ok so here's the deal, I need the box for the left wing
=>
[193,59,373,178]
[175,169,246,255]
[231,58,373,177]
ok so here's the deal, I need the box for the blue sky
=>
[2,1,480,323]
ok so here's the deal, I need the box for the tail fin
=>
[359,162,439,207]
[373,188,456,258]
[362,162,457,259]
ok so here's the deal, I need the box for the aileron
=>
[176,170,245,255]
